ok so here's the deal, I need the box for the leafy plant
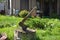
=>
[19,10,29,17]
[0,15,60,40]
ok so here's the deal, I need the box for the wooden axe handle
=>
[21,7,37,23]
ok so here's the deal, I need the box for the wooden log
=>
[14,29,36,40]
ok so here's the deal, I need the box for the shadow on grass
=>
[42,16,60,19]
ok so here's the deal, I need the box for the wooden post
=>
[57,0,60,16]
[40,0,44,17]
[31,0,36,17]
[10,0,13,15]
[5,0,9,15]
[49,0,52,17]
[29,0,32,10]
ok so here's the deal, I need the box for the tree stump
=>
[14,7,37,40]
[14,28,36,40]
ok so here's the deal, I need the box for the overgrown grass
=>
[25,17,60,40]
[0,15,60,40]
[0,26,17,40]
[0,15,22,40]
[0,15,22,28]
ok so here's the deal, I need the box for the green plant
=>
[19,10,29,17]
[50,12,58,18]
[0,15,60,40]
[0,26,18,40]
[0,15,22,28]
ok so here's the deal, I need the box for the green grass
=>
[0,26,17,40]
[36,29,60,40]
[0,15,22,28]
[25,18,60,40]
[0,15,60,40]
[0,15,22,40]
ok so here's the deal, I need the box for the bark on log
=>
[14,29,36,40]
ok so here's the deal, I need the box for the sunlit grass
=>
[0,15,60,40]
